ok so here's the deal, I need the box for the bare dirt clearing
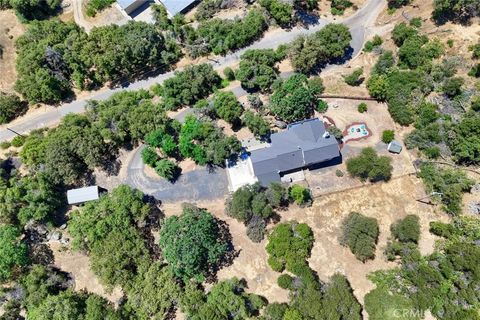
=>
[162,175,448,307]
[50,242,123,305]
[0,10,24,93]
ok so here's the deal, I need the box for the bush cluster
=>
[226,183,288,242]
[346,147,393,182]
[340,212,379,262]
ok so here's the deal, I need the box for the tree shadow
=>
[296,10,320,28]
[308,154,343,171]
[205,217,239,284]
[28,243,54,266]
[308,46,355,75]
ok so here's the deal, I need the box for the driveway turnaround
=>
[125,145,229,202]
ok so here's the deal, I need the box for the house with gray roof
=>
[117,0,200,17]
[249,118,340,186]
[161,0,201,16]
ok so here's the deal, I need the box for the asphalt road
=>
[0,0,385,141]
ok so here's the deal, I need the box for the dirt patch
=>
[318,0,367,19]
[50,242,123,305]
[0,10,25,93]
[178,159,198,173]
[302,175,448,304]
[217,118,253,140]
[161,175,448,308]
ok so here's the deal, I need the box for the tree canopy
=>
[340,212,379,262]
[159,205,229,281]
[15,20,180,104]
[0,225,29,283]
[346,148,393,182]
[68,185,154,288]
[289,23,352,74]
[269,74,323,122]
[235,49,285,92]
[266,221,314,272]
[0,92,27,124]
[159,64,222,110]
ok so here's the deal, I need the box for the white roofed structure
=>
[67,186,100,205]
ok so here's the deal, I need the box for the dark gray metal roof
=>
[117,0,139,10]
[67,186,99,205]
[160,0,199,15]
[250,118,340,186]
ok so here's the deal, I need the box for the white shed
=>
[67,186,100,205]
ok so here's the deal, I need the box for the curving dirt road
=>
[0,0,385,141]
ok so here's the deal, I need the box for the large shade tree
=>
[159,205,229,281]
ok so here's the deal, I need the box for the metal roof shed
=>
[67,186,100,205]
[117,0,146,14]
[387,140,403,154]
[160,0,200,16]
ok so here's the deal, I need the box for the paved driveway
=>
[125,145,229,202]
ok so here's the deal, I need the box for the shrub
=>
[447,39,454,48]
[85,0,115,17]
[266,221,314,273]
[365,287,418,320]
[471,43,480,59]
[316,99,329,113]
[364,35,383,52]
[418,163,474,215]
[340,212,379,262]
[289,185,311,206]
[391,215,420,243]
[343,68,364,86]
[223,67,235,81]
[409,17,422,27]
[336,169,344,177]
[141,147,159,167]
[357,103,368,113]
[277,274,293,289]
[327,125,343,139]
[442,77,464,97]
[472,96,480,112]
[0,92,27,124]
[154,159,177,181]
[246,215,267,243]
[0,141,11,149]
[381,130,395,143]
[11,135,26,147]
[424,146,440,159]
[346,147,393,182]
[265,182,289,208]
[468,63,480,78]
[330,0,353,15]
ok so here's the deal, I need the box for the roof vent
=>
[323,131,330,138]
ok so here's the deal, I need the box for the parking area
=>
[226,157,258,192]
